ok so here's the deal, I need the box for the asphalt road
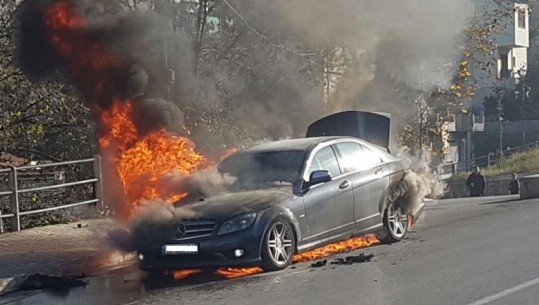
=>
[3,195,539,305]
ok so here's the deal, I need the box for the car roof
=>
[240,136,347,153]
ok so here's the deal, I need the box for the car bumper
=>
[138,228,263,271]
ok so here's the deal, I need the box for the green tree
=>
[0,0,95,161]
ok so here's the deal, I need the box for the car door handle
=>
[339,180,350,189]
[374,167,384,175]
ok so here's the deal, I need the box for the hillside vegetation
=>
[482,148,539,177]
[450,148,539,181]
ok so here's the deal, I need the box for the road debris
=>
[330,253,374,265]
[0,274,87,296]
[20,274,87,291]
[310,260,327,268]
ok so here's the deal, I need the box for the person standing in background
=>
[508,173,520,195]
[466,166,486,197]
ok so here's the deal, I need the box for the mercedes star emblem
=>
[177,223,187,237]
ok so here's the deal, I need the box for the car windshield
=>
[218,150,306,186]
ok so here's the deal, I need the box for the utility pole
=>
[521,81,526,146]
[515,69,530,147]
[521,78,530,147]
[415,90,425,157]
[419,98,424,152]
[497,90,504,162]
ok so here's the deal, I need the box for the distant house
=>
[440,2,530,178]
[472,2,530,108]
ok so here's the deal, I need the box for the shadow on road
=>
[478,196,520,205]
[141,271,230,290]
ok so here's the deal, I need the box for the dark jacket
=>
[466,173,486,197]
[508,179,520,195]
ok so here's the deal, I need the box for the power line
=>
[220,0,316,57]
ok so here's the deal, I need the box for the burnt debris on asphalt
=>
[330,253,375,265]
[19,274,87,292]
[310,260,328,268]
[310,253,375,268]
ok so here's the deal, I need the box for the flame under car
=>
[137,112,418,272]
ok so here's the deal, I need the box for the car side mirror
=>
[308,170,332,186]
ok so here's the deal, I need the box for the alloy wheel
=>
[266,222,294,266]
[387,204,408,238]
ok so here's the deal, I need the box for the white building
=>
[473,2,530,108]
[439,2,530,177]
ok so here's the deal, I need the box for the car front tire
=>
[261,218,296,271]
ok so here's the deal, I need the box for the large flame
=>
[42,2,214,219]
[99,101,213,218]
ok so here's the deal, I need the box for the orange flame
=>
[43,2,126,104]
[292,234,380,263]
[98,101,215,218]
[214,267,264,279]
[172,269,202,280]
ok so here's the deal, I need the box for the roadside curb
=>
[0,250,136,296]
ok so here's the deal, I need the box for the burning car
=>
[137,111,421,272]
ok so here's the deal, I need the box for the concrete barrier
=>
[520,174,539,199]
[445,173,539,199]
[444,174,514,198]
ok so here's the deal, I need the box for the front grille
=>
[175,219,216,240]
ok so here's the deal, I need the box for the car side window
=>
[308,146,341,178]
[335,142,364,172]
[335,142,383,172]
[359,144,383,169]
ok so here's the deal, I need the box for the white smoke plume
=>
[394,147,447,218]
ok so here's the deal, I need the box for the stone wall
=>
[444,173,516,198]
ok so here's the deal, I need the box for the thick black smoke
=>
[15,0,193,135]
[15,0,64,80]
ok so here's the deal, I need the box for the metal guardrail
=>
[0,155,103,232]
[438,141,539,179]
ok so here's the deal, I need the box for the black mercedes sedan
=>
[137,111,420,272]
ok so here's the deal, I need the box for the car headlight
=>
[217,213,257,235]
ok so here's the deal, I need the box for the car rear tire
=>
[378,203,408,244]
[261,218,296,271]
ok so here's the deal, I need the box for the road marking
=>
[466,276,539,305]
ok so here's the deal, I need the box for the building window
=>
[500,53,509,79]
[518,9,526,29]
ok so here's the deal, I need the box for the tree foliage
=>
[0,0,522,161]
[0,0,95,161]
[400,0,517,155]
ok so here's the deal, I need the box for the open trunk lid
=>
[306,111,391,150]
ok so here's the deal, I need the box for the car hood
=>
[175,188,294,221]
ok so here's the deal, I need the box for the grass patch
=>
[482,149,539,176]
[448,149,539,181]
